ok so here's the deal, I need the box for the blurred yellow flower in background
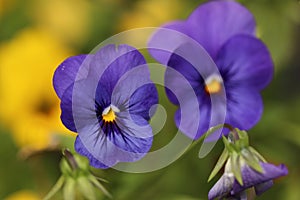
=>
[0,28,75,155]
[118,0,183,30]
[0,0,15,16]
[4,190,40,200]
[29,0,92,46]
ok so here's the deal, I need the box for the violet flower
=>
[53,44,158,168]
[149,0,274,140]
[209,159,288,200]
[208,129,288,200]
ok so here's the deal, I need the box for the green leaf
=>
[231,152,243,186]
[77,176,96,200]
[63,178,76,200]
[43,176,65,200]
[208,148,229,182]
[89,175,112,199]
[242,148,263,173]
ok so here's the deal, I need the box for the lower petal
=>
[74,136,109,169]
[77,113,153,168]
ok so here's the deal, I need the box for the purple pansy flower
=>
[208,159,288,200]
[53,44,158,168]
[149,0,274,139]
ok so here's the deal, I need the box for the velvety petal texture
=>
[149,0,256,64]
[53,44,158,168]
[217,35,274,90]
[186,0,256,59]
[53,55,87,99]
[149,0,274,140]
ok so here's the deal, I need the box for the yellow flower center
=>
[102,105,119,123]
[205,74,223,94]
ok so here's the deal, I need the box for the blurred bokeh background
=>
[0,0,299,199]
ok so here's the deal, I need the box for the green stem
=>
[224,124,240,143]
[186,123,233,152]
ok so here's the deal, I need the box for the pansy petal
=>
[217,35,274,90]
[128,84,158,121]
[148,21,189,64]
[226,86,263,131]
[165,55,203,105]
[174,94,209,140]
[60,84,76,132]
[187,0,256,59]
[254,180,273,196]
[109,65,158,121]
[208,174,234,200]
[74,136,109,169]
[76,114,152,167]
[53,55,87,99]
[231,163,288,195]
[165,41,218,105]
[96,44,147,96]
[111,113,153,153]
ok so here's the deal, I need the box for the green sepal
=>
[89,175,112,199]
[43,176,65,200]
[74,154,90,171]
[60,158,73,177]
[249,146,267,163]
[236,130,249,148]
[231,152,243,186]
[222,136,236,153]
[208,148,229,182]
[242,148,264,173]
[77,176,96,200]
[94,176,109,183]
[63,178,76,200]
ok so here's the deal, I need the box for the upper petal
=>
[187,0,256,59]
[96,44,147,96]
[231,162,288,195]
[217,35,274,90]
[148,21,189,65]
[53,55,87,99]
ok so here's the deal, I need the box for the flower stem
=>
[186,123,233,153]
